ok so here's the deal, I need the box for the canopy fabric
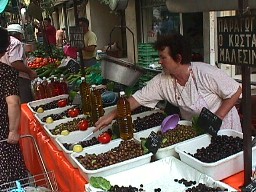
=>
[166,0,256,13]
[0,0,9,13]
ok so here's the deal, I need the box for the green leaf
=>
[192,115,205,135]
[89,176,111,191]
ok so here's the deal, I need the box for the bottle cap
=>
[120,91,125,96]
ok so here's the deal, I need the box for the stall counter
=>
[19,104,245,192]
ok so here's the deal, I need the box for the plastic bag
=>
[63,44,77,59]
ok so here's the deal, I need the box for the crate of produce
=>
[134,120,202,159]
[175,129,256,180]
[70,139,153,181]
[85,156,236,192]
[55,127,113,168]
[27,94,69,113]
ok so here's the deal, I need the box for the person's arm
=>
[11,60,37,80]
[95,96,141,130]
[215,86,242,120]
[6,95,21,144]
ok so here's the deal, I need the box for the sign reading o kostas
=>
[69,26,85,49]
[217,15,256,66]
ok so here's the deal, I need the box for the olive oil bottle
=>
[90,85,104,124]
[117,91,133,140]
[80,77,91,115]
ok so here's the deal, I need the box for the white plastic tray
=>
[34,105,74,124]
[134,120,203,159]
[70,139,153,181]
[85,156,236,192]
[175,129,256,180]
[43,115,87,140]
[55,126,111,168]
[27,94,69,113]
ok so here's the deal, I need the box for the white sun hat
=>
[7,24,24,34]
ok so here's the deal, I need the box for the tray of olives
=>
[34,105,77,124]
[175,129,256,180]
[70,139,153,181]
[85,156,236,192]
[43,116,89,140]
[27,94,70,113]
[55,127,113,168]
[134,120,202,160]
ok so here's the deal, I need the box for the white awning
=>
[166,0,256,13]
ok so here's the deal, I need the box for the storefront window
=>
[141,5,180,42]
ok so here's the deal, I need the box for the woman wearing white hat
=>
[0,24,37,103]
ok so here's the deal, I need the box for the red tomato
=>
[77,119,89,131]
[57,99,67,107]
[98,132,111,144]
[68,108,79,117]
[73,108,80,115]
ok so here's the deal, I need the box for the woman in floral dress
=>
[0,27,28,190]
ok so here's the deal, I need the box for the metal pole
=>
[73,0,85,76]
[238,0,252,186]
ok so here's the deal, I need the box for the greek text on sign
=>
[217,15,256,66]
[69,26,85,49]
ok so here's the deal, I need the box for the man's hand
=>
[7,130,20,144]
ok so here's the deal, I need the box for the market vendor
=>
[95,33,242,132]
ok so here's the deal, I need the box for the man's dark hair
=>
[0,27,10,54]
[44,17,51,23]
[154,33,191,64]
[78,17,89,27]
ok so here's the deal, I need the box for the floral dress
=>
[0,63,28,189]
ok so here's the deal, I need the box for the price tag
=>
[145,131,162,154]
[242,179,256,192]
[66,59,81,74]
[198,107,222,136]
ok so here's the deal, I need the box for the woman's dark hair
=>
[0,27,10,54]
[44,17,51,23]
[154,33,191,64]
[78,17,89,27]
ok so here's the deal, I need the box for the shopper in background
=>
[78,17,97,67]
[0,24,37,103]
[0,26,28,189]
[56,27,66,48]
[95,33,242,132]
[43,17,56,45]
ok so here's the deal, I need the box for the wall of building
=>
[88,0,122,51]
[125,0,138,63]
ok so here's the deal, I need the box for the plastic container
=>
[55,126,112,168]
[117,91,133,140]
[85,156,236,192]
[27,94,69,113]
[70,139,153,181]
[79,77,91,115]
[90,85,104,124]
[34,105,74,125]
[134,120,196,159]
[175,129,256,180]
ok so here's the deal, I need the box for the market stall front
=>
[19,102,253,191]
[20,104,87,192]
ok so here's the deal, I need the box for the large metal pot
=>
[101,55,145,86]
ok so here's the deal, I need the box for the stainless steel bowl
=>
[101,55,145,86]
